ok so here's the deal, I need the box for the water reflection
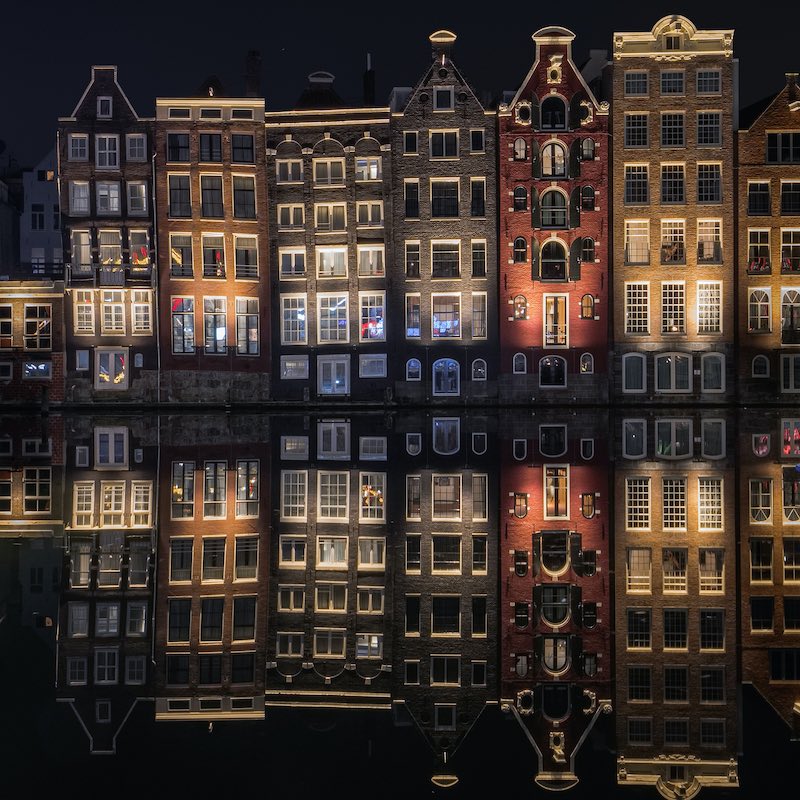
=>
[1,409,799,794]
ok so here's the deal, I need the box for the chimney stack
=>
[429,30,457,63]
[363,53,375,106]
[245,50,262,97]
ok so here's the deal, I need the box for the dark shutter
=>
[531,97,541,131]
[531,188,541,229]
[532,533,541,576]
[569,238,582,281]
[569,140,581,178]
[582,601,598,629]
[571,585,583,627]
[570,532,583,576]
[532,584,543,625]
[569,188,581,229]
[530,140,541,179]
[570,634,583,667]
[582,549,597,577]
[531,239,540,280]
[533,634,543,671]
[569,94,583,130]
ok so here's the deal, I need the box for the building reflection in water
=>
[2,409,799,792]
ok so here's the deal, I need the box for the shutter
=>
[514,549,529,577]
[532,533,541,576]
[531,188,541,229]
[571,585,583,627]
[569,188,581,229]
[569,94,583,130]
[569,238,582,281]
[532,584,543,625]
[582,549,597,577]
[531,97,541,131]
[570,532,583,576]
[583,601,598,629]
[530,140,541,179]
[531,239,540,281]
[533,684,543,713]
[569,140,581,179]
[533,634,543,671]
[570,634,583,668]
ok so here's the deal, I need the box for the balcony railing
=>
[697,241,722,264]
[68,262,152,286]
[660,242,686,265]
[747,258,771,275]
[781,256,800,274]
[235,264,259,279]
[544,326,567,346]
[0,262,65,281]
[624,245,650,266]
[782,326,800,345]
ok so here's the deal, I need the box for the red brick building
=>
[498,28,609,403]
[499,411,611,788]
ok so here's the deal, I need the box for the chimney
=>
[245,50,262,97]
[363,53,376,106]
[787,72,798,102]
[429,30,456,63]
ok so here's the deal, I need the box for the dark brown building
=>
[58,66,157,404]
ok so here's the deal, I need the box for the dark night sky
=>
[1,2,797,169]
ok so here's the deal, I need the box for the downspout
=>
[151,150,160,405]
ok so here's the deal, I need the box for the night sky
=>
[1,2,796,169]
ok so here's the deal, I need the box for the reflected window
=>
[541,531,569,574]
[406,358,421,381]
[513,352,527,374]
[514,548,529,575]
[433,418,460,455]
[433,359,459,395]
[580,353,594,374]
[513,439,527,461]
[472,359,487,381]
[542,636,570,674]
[540,356,566,387]
[541,97,567,130]
[514,493,528,519]
[540,425,567,457]
[540,584,570,626]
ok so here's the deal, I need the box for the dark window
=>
[541,97,566,130]
[781,183,800,215]
[785,597,800,630]
[405,182,419,218]
[232,134,255,163]
[541,191,567,228]
[767,132,800,164]
[405,595,420,634]
[664,608,688,648]
[167,133,190,162]
[199,133,222,162]
[200,176,223,218]
[513,237,527,263]
[471,241,486,277]
[431,181,458,217]
[541,531,568,573]
[581,186,595,211]
[541,584,570,625]
[513,186,527,211]
[582,238,595,263]
[541,241,566,280]
[748,182,771,215]
[540,356,566,386]
[514,602,529,628]
[471,181,486,217]
[769,648,800,680]
[751,597,774,631]
[166,654,189,685]
[233,596,256,640]
[199,654,222,684]
[472,596,487,635]
[470,130,485,152]
[431,596,460,634]
[233,176,256,219]
[168,176,191,218]
[200,598,224,641]
[231,653,255,684]
[170,539,193,578]
[168,598,191,642]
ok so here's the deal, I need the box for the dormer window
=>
[434,87,454,111]
[97,96,113,119]
[541,97,566,131]
[664,34,682,51]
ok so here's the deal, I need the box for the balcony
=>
[747,258,771,275]
[781,256,800,274]
[0,262,64,281]
[235,264,258,280]
[660,242,686,265]
[697,241,722,264]
[624,245,650,266]
[544,326,567,346]
[68,262,153,286]
[782,326,800,345]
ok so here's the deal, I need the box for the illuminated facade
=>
[265,74,391,401]
[498,27,609,403]
[155,91,270,403]
[58,67,157,403]
[611,17,736,404]
[389,31,498,403]
[738,74,800,401]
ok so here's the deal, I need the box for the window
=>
[277,632,303,658]
[664,609,688,649]
[625,114,648,147]
[513,493,528,518]
[202,297,227,354]
[431,241,460,278]
[624,165,648,204]
[541,96,566,130]
[198,133,222,162]
[581,186,595,211]
[660,70,684,94]
[541,242,566,280]
[626,477,650,530]
[432,475,461,520]
[625,70,648,95]
[68,603,89,637]
[356,201,383,227]
[231,175,256,219]
[318,473,349,521]
[203,462,226,519]
[431,535,461,574]
[656,353,691,393]
[200,598,223,641]
[355,156,381,181]
[318,356,349,395]
[95,649,118,685]
[627,608,651,648]
[359,293,385,342]
[541,190,567,228]
[698,163,722,203]
[318,294,349,343]
[96,181,120,214]
[403,131,418,154]
[276,159,302,183]
[767,131,800,166]
[200,175,223,217]
[359,474,386,522]
[542,142,566,177]
[280,295,307,345]
[627,548,652,592]
[233,236,258,279]
[202,537,225,580]
[664,666,688,702]
[661,164,685,203]
[628,718,652,746]
[700,609,725,650]
[698,112,721,147]
[315,202,346,231]
[171,462,194,520]
[66,657,87,687]
[769,648,800,680]
[472,474,488,521]
[698,478,723,530]
[404,180,419,218]
[472,240,487,277]
[623,284,650,339]
[431,596,460,635]
[235,298,259,355]
[472,534,488,574]
[279,586,305,612]
[234,460,258,518]
[313,158,345,186]
[279,536,306,568]
[69,181,89,214]
[539,356,566,387]
[169,539,192,582]
[406,477,421,520]
[69,133,88,161]
[201,235,225,278]
[660,220,686,265]
[701,668,725,703]
[472,293,487,338]
[278,204,304,230]
[96,134,119,168]
[624,220,650,265]
[232,537,258,581]
[544,466,568,518]
[232,133,254,163]
[628,665,651,701]
[279,248,305,279]
[747,181,770,216]
[166,132,189,162]
[471,179,486,216]
[168,175,191,217]
[750,538,773,582]
[318,421,350,459]
[472,358,487,381]
[430,130,458,158]
[317,247,347,278]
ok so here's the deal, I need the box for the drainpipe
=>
[151,150,160,405]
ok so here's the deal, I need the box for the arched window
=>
[581,492,596,518]
[541,191,567,228]
[580,439,595,460]
[540,356,567,387]
[513,352,527,374]
[433,417,460,455]
[471,358,487,381]
[622,352,646,393]
[513,237,527,263]
[752,355,770,377]
[514,496,528,520]
[513,439,527,461]
[515,602,530,628]
[581,138,595,160]
[513,138,527,160]
[581,237,595,263]
[701,353,725,392]
[406,433,422,456]
[541,533,569,576]
[540,584,569,625]
[541,143,566,177]
[406,358,421,381]
[782,289,800,334]
[513,186,527,211]
[541,241,567,280]
[581,186,595,211]
[580,353,594,374]
[541,96,566,130]
[580,294,595,319]
[513,295,528,320]
[432,358,459,395]
[542,636,570,675]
